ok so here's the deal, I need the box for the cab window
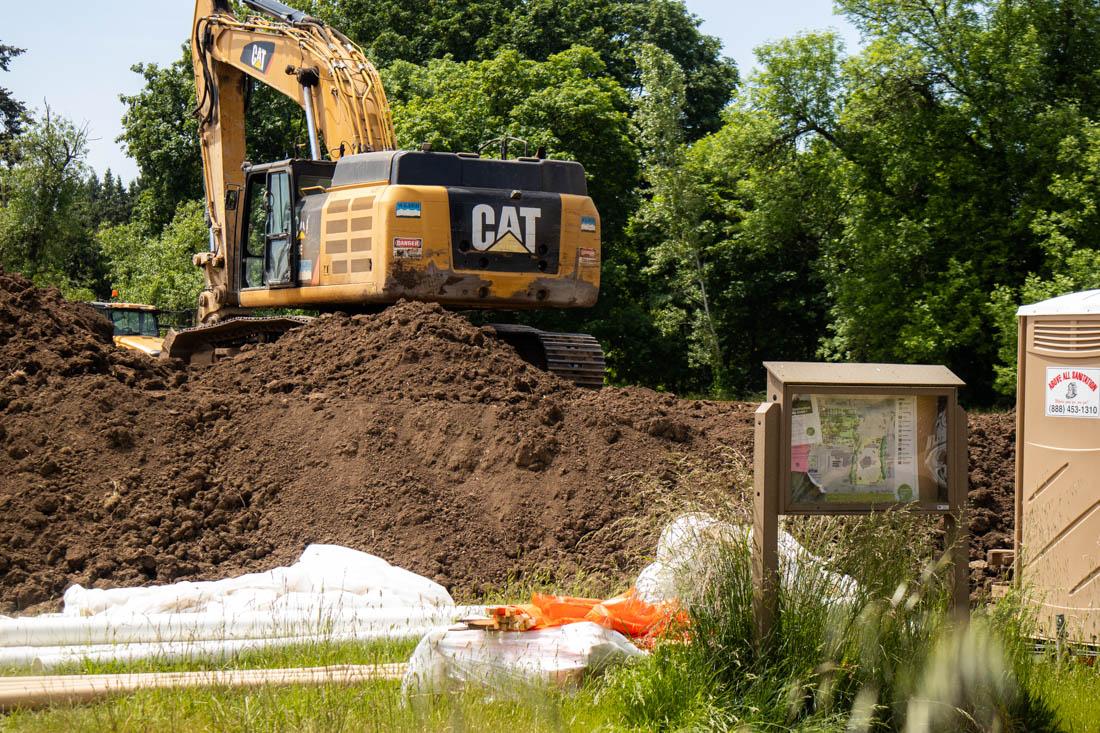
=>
[109,310,158,337]
[265,172,292,285]
[244,177,267,288]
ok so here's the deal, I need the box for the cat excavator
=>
[163,0,605,386]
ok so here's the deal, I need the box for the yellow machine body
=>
[181,0,606,385]
[88,302,165,357]
[234,160,600,312]
[190,0,601,320]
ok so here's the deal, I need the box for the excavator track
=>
[487,324,605,389]
[161,316,313,364]
[162,316,605,388]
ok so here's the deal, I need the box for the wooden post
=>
[753,401,781,648]
[0,664,408,711]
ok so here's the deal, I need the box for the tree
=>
[82,169,134,229]
[990,120,1100,394]
[728,0,1100,403]
[304,0,737,137]
[631,46,835,394]
[0,42,26,151]
[119,48,308,234]
[0,107,99,294]
[118,54,202,233]
[632,44,727,388]
[98,200,207,313]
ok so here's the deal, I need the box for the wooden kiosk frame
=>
[753,362,970,643]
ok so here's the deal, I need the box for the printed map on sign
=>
[790,395,919,504]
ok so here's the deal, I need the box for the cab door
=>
[242,169,296,289]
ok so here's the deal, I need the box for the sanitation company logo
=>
[471,204,542,254]
[1045,366,1100,418]
[241,42,276,74]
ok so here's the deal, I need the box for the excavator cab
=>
[238,159,335,290]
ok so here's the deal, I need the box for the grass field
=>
[3,512,1099,732]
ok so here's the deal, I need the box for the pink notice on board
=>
[791,444,810,472]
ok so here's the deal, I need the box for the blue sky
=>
[1,1,859,182]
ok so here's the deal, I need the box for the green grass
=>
[1028,655,1100,732]
[2,675,614,733]
[0,638,419,678]
[4,508,1099,732]
[0,635,619,733]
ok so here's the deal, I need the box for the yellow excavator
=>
[89,301,165,357]
[163,0,605,386]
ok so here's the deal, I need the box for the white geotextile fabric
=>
[401,622,644,696]
[0,545,480,668]
[634,513,859,604]
[1,518,858,674]
[401,512,860,696]
[62,544,453,616]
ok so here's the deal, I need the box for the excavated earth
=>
[0,272,1017,613]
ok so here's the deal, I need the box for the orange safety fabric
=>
[488,588,688,641]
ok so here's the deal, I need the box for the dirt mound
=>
[0,277,1020,613]
[0,289,752,612]
[0,272,178,390]
[195,303,752,595]
[966,411,1016,594]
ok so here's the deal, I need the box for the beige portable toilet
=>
[1016,291,1100,644]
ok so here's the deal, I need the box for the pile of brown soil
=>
[966,411,1016,594]
[0,274,195,610]
[0,272,1019,613]
[0,274,751,612]
[0,272,177,389]
[189,306,753,596]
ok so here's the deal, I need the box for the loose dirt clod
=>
[0,272,1017,613]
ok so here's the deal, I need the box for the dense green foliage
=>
[0,108,134,299]
[0,42,26,152]
[633,0,1100,400]
[3,0,1100,401]
[301,0,737,138]
[97,200,207,314]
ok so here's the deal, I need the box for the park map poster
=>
[789,394,920,505]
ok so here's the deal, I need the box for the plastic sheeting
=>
[400,513,859,696]
[401,622,644,696]
[1,545,480,669]
[634,513,859,604]
[62,544,453,616]
[2,518,857,676]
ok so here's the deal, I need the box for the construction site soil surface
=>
[0,273,1015,613]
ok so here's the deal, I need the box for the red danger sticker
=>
[579,247,598,265]
[393,237,423,258]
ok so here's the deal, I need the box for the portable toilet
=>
[1016,290,1100,644]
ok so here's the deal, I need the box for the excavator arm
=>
[191,0,396,321]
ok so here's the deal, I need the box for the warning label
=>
[1045,366,1100,418]
[393,237,423,259]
